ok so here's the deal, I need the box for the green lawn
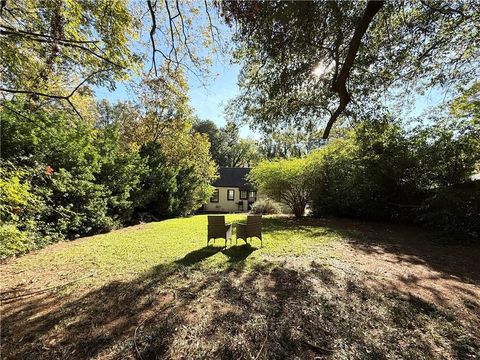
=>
[3,215,340,290]
[2,215,479,359]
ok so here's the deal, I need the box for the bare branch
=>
[323,0,384,139]
[1,27,124,69]
[0,68,109,119]
[204,0,220,44]
[0,25,99,44]
[164,0,179,65]
[147,0,159,76]
[175,0,196,64]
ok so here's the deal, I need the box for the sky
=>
[94,52,257,138]
[92,6,451,142]
[94,60,445,141]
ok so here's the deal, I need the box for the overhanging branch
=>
[0,68,110,119]
[322,0,384,139]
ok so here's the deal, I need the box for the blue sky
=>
[94,57,256,137]
[93,11,450,141]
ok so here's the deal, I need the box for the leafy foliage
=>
[250,198,282,215]
[308,114,479,241]
[250,158,311,217]
[0,84,216,257]
[221,0,480,138]
[193,120,261,167]
[0,0,140,120]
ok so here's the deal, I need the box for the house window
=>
[210,189,219,203]
[248,191,257,201]
[227,189,235,201]
[240,190,248,200]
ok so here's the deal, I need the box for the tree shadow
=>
[263,216,480,284]
[260,216,480,313]
[2,216,480,359]
[1,258,479,359]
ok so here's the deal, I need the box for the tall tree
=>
[193,120,261,167]
[221,0,480,138]
[0,0,140,117]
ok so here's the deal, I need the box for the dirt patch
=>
[1,217,479,359]
[320,218,480,329]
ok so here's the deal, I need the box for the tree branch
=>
[164,0,179,65]
[0,25,99,44]
[147,0,159,76]
[0,68,109,119]
[322,0,384,139]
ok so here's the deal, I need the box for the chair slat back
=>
[208,216,225,226]
[247,215,262,227]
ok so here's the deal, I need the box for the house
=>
[203,167,258,213]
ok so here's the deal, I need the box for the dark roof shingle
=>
[213,167,256,190]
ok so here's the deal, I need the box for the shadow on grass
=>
[1,216,479,359]
[221,244,257,263]
[2,256,479,359]
[263,216,480,284]
[174,246,223,266]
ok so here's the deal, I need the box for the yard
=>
[1,215,479,359]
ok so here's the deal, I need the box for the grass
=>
[2,215,339,290]
[1,215,479,359]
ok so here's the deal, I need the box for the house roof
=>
[213,167,256,191]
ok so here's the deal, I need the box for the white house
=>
[202,167,258,213]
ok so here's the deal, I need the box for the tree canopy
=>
[193,120,261,167]
[221,0,480,138]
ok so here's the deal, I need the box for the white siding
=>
[203,187,256,212]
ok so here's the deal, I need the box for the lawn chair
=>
[207,216,232,247]
[236,215,262,246]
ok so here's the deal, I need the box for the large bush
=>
[249,157,311,217]
[308,121,421,220]
[250,198,282,215]
[308,117,479,242]
[418,183,480,243]
[0,97,216,258]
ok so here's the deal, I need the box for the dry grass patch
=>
[1,215,479,359]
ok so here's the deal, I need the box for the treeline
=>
[250,85,480,243]
[308,120,479,242]
[0,80,216,259]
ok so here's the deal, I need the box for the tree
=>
[0,0,223,118]
[193,120,261,167]
[192,119,224,166]
[221,0,480,138]
[0,0,139,117]
[249,158,310,218]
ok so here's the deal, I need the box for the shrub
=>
[307,118,479,242]
[250,198,282,215]
[418,183,480,243]
[249,157,311,217]
[0,224,36,259]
